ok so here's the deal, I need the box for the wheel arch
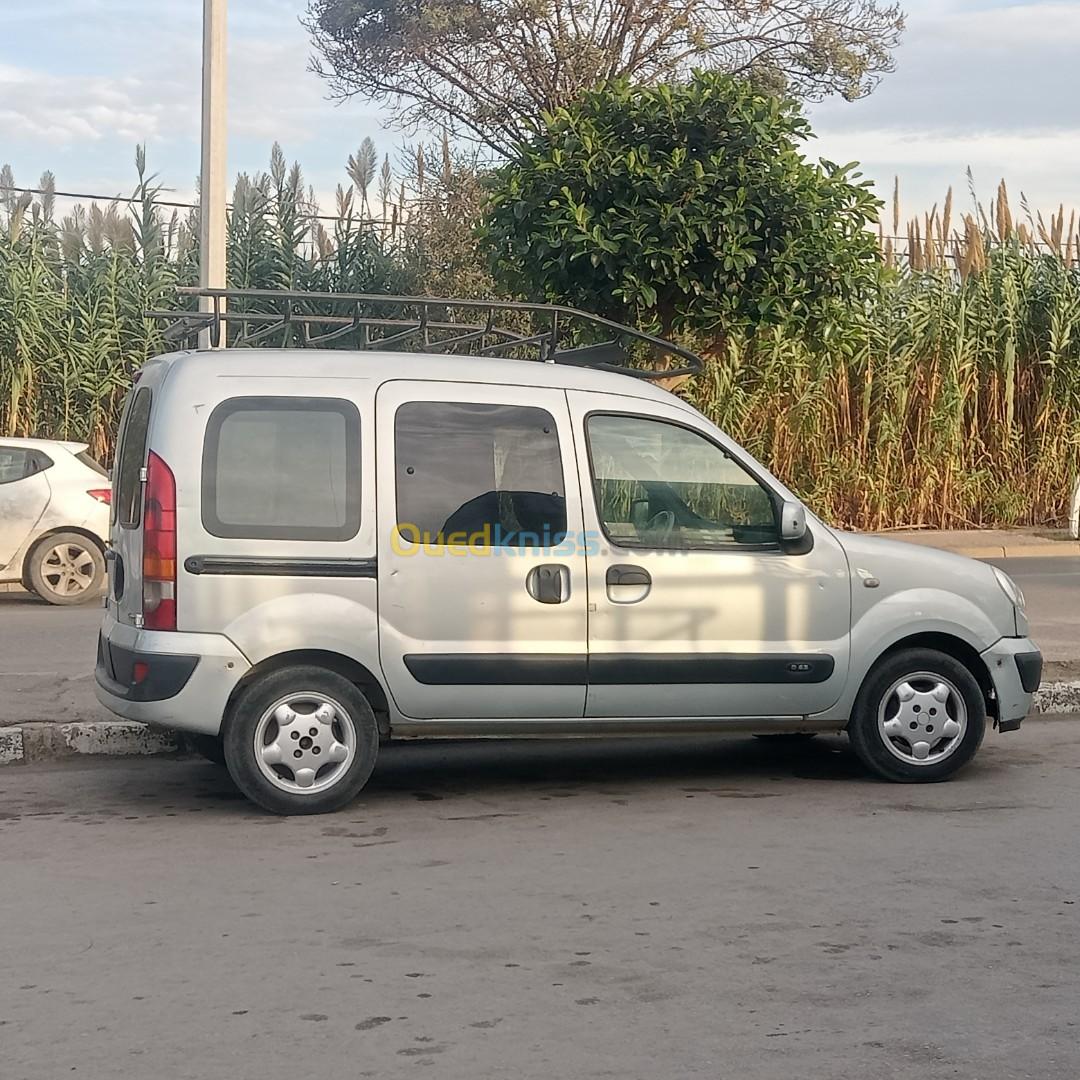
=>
[871,632,996,721]
[23,524,107,569]
[225,649,392,738]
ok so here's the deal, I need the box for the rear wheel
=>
[848,648,985,783]
[188,734,227,766]
[223,666,379,815]
[27,533,106,605]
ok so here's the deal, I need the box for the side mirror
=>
[780,500,807,542]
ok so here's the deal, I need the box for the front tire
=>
[223,666,379,815]
[848,648,985,783]
[27,533,106,605]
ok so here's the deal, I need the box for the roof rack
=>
[145,288,703,382]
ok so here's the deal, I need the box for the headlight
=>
[993,567,1026,611]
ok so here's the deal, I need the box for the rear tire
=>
[848,648,985,783]
[27,532,106,605]
[189,734,227,766]
[223,666,379,815]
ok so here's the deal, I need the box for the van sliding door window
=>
[202,396,360,541]
[394,401,567,547]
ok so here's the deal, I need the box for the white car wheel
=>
[28,533,106,605]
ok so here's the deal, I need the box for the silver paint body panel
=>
[94,348,1038,738]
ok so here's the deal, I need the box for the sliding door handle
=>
[526,564,570,604]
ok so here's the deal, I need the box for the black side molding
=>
[404,654,587,685]
[589,653,835,685]
[184,556,377,578]
[402,652,834,686]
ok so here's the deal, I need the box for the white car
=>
[0,438,111,605]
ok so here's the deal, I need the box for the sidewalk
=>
[879,527,1079,559]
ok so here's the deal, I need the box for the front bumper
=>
[981,637,1042,733]
[94,611,251,736]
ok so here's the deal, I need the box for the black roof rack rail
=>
[144,288,704,382]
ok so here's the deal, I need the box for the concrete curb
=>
[1033,680,1080,715]
[1,722,179,765]
[933,543,1080,560]
[0,685,1077,765]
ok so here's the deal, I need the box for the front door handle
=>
[606,564,651,604]
[526,564,570,604]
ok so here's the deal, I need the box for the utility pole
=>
[198,0,227,348]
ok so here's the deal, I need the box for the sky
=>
[1,0,1077,231]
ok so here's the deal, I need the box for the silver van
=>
[95,291,1041,814]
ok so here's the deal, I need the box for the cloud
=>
[0,2,383,153]
[228,36,383,145]
[806,1,1080,214]
[813,2,1080,136]
[0,62,193,146]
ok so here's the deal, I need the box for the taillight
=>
[142,451,176,631]
[87,488,111,505]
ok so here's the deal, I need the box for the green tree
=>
[305,0,905,156]
[479,72,882,353]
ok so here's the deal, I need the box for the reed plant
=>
[686,179,1080,529]
[2,151,1078,528]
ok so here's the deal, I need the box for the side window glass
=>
[116,388,153,528]
[27,451,53,475]
[202,397,361,541]
[0,447,32,485]
[587,414,778,549]
[395,402,567,547]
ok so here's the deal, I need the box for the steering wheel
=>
[644,510,675,540]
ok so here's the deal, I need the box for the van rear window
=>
[115,388,152,528]
[202,397,361,541]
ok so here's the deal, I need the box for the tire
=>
[848,648,986,783]
[223,666,379,815]
[27,532,106,605]
[189,734,227,766]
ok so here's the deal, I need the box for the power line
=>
[1,183,195,211]
[0,184,396,227]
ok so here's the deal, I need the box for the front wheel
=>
[223,666,379,815]
[848,648,985,783]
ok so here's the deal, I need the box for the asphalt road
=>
[0,556,1075,728]
[986,557,1080,666]
[0,589,108,725]
[2,721,1079,1079]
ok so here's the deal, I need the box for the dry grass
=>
[3,159,1079,529]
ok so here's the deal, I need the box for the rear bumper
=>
[981,637,1042,733]
[96,635,199,702]
[94,611,250,736]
